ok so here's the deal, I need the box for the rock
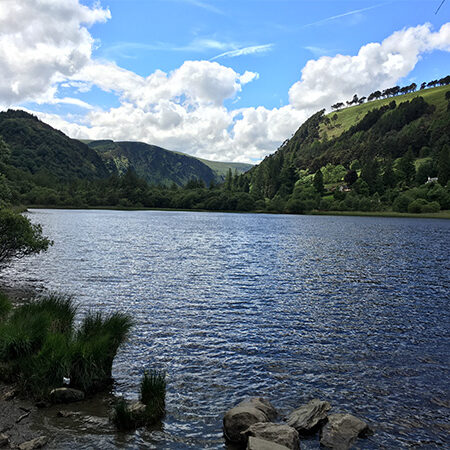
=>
[0,433,9,447]
[238,397,278,421]
[286,398,331,434]
[320,413,371,449]
[128,401,147,417]
[247,436,292,450]
[243,422,300,449]
[57,410,80,418]
[223,397,277,445]
[18,436,48,450]
[2,388,18,401]
[49,387,85,404]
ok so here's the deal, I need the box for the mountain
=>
[244,85,450,200]
[87,139,252,186]
[0,110,110,181]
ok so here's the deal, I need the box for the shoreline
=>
[23,205,450,220]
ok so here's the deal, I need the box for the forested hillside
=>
[88,140,217,187]
[0,110,111,186]
[0,84,449,215]
[238,84,450,214]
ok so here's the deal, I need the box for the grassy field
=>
[320,85,449,140]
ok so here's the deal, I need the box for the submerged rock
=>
[320,413,371,449]
[223,397,278,444]
[247,436,292,450]
[18,436,48,450]
[49,388,85,404]
[128,401,147,417]
[243,422,300,449]
[286,398,331,434]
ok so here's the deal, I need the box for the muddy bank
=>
[0,383,122,449]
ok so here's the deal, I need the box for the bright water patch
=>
[3,210,450,448]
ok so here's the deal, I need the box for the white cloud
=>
[210,44,274,61]
[0,0,110,105]
[2,5,450,165]
[289,22,450,112]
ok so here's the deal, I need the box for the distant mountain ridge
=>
[0,110,251,188]
[86,139,252,186]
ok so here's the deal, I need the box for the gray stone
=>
[128,401,147,417]
[237,397,278,421]
[320,413,370,449]
[49,387,85,404]
[0,433,9,447]
[247,436,292,450]
[223,398,277,445]
[243,422,300,449]
[18,436,48,450]
[286,398,331,434]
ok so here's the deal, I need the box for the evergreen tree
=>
[397,148,416,184]
[313,169,324,194]
[438,145,450,186]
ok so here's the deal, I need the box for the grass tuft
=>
[140,369,166,421]
[0,292,11,320]
[0,293,132,398]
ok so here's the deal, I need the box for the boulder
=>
[286,398,331,434]
[320,413,370,449]
[239,397,278,421]
[18,436,48,450]
[128,401,147,417]
[223,397,277,444]
[0,433,9,447]
[243,422,300,449]
[49,387,85,404]
[247,436,292,450]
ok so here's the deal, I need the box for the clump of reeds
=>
[140,369,166,423]
[112,369,166,431]
[0,292,133,398]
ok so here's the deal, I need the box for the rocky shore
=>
[223,397,372,450]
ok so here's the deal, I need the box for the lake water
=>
[2,209,450,448]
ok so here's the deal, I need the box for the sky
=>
[0,0,449,163]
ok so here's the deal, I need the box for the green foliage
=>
[0,210,52,269]
[0,294,132,397]
[140,369,166,423]
[313,169,324,194]
[0,292,11,320]
[112,399,136,431]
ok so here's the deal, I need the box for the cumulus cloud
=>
[2,5,450,164]
[0,0,110,105]
[289,22,450,112]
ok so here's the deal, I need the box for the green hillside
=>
[195,158,252,179]
[238,84,450,214]
[88,140,252,186]
[0,110,110,181]
[88,140,217,187]
[321,85,449,140]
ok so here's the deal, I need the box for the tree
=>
[0,210,52,269]
[313,169,324,194]
[397,148,416,184]
[438,145,450,186]
[344,170,358,186]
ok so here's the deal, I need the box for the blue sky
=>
[88,0,450,110]
[0,0,449,162]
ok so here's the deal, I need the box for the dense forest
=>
[0,84,449,215]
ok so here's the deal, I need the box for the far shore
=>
[22,204,450,220]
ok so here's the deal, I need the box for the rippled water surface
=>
[3,209,450,448]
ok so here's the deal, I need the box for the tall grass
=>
[0,292,11,319]
[112,370,166,431]
[140,370,166,423]
[0,293,133,398]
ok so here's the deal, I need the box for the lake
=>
[2,209,450,448]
